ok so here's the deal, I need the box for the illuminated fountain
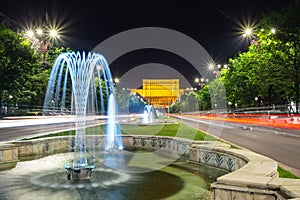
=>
[106,94,123,151]
[0,51,227,199]
[142,105,157,124]
[43,51,123,181]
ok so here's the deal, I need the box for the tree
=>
[274,0,300,113]
[223,4,299,110]
[129,95,145,113]
[181,92,198,112]
[0,25,73,112]
[115,88,131,114]
[0,26,40,109]
[196,86,211,110]
[169,100,181,113]
[27,47,72,107]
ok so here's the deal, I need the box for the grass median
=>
[23,121,218,141]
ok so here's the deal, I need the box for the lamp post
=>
[25,27,59,69]
[209,63,228,78]
[7,95,13,114]
[255,96,258,110]
[114,78,119,88]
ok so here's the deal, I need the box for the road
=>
[177,116,300,176]
[0,116,105,143]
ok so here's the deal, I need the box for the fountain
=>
[142,105,157,124]
[0,50,229,199]
[43,51,123,181]
[106,94,123,151]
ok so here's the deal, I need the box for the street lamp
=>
[25,27,59,68]
[114,78,119,87]
[242,27,276,46]
[242,28,253,38]
[255,96,259,109]
[199,78,206,89]
[8,95,13,114]
[270,28,276,34]
[209,63,228,78]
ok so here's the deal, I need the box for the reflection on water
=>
[0,152,226,200]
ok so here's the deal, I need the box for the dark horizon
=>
[0,0,293,86]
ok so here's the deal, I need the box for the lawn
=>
[23,121,218,142]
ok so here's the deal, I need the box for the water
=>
[142,105,157,124]
[0,152,226,200]
[43,51,122,171]
[106,94,123,151]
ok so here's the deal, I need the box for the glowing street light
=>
[24,26,60,69]
[49,29,58,38]
[36,28,43,35]
[26,30,34,37]
[270,28,276,34]
[242,28,253,37]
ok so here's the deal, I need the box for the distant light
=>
[195,78,199,83]
[244,28,252,36]
[208,64,214,70]
[36,29,43,35]
[270,28,276,34]
[224,64,228,69]
[260,28,264,32]
[114,78,119,83]
[49,29,58,38]
[217,64,221,69]
[26,30,34,37]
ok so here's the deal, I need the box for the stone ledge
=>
[197,143,300,200]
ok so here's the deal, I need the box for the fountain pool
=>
[0,150,226,200]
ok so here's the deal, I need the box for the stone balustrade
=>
[189,141,300,200]
[0,135,299,199]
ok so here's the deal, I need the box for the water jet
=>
[43,51,123,181]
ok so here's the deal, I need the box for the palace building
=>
[130,79,184,109]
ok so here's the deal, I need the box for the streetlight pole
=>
[40,40,52,69]
[25,26,58,69]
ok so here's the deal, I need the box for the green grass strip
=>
[22,121,218,141]
[278,166,300,179]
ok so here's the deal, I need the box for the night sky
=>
[0,0,292,87]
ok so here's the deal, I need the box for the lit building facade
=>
[130,79,184,109]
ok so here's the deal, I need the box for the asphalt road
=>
[178,116,300,176]
[0,119,105,143]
